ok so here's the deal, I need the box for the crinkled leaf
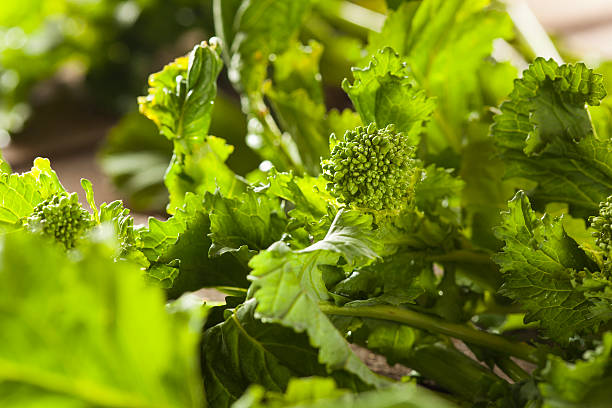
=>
[494,191,602,342]
[492,58,609,218]
[232,376,458,408]
[208,189,287,257]
[331,253,432,306]
[138,40,222,142]
[140,193,249,297]
[202,300,366,408]
[342,47,434,140]
[0,231,204,407]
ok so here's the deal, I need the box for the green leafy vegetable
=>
[492,58,609,217]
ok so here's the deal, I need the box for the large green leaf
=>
[494,191,603,342]
[0,231,204,407]
[492,58,609,218]
[248,210,386,388]
[202,300,366,408]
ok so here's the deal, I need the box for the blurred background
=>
[1,0,611,218]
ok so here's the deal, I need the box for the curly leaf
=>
[494,191,603,342]
[492,58,609,217]
[140,193,249,297]
[342,47,435,141]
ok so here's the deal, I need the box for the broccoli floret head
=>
[321,123,415,211]
[590,195,612,271]
[24,193,94,249]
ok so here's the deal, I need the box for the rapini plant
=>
[4,1,612,408]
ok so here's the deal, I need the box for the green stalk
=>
[495,356,531,383]
[319,303,538,363]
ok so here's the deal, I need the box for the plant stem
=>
[319,303,538,363]
[495,356,531,383]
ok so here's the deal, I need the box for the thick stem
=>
[495,356,531,383]
[320,303,538,363]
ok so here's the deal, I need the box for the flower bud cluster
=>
[24,193,93,249]
[590,195,612,271]
[321,123,414,210]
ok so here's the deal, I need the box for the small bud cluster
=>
[24,193,93,249]
[590,195,612,271]
[321,123,414,210]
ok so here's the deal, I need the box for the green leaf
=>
[248,210,386,388]
[492,58,609,218]
[164,135,247,213]
[232,376,459,408]
[0,158,65,232]
[202,300,366,408]
[342,47,435,141]
[539,332,612,408]
[331,252,433,306]
[139,40,245,213]
[367,0,513,152]
[0,231,204,407]
[138,40,222,143]
[140,193,250,297]
[265,170,334,226]
[494,191,602,342]
[208,189,288,258]
[414,165,464,221]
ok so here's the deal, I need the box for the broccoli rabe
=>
[321,123,414,210]
[590,195,612,272]
[24,193,94,249]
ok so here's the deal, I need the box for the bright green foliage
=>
[23,192,93,249]
[0,158,66,232]
[138,40,246,213]
[367,0,514,152]
[0,231,205,407]
[494,191,604,342]
[232,377,458,408]
[249,210,385,389]
[342,47,435,140]
[140,193,250,297]
[322,123,415,210]
[492,58,609,217]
